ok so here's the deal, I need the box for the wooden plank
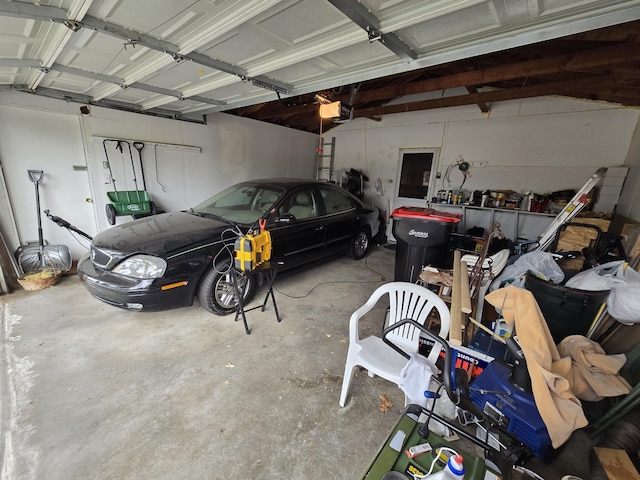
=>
[594,447,640,480]
[450,250,462,346]
[460,260,472,314]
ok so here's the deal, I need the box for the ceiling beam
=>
[350,42,640,104]
[0,0,67,22]
[465,85,490,113]
[450,62,490,113]
[351,74,630,118]
[1,84,206,123]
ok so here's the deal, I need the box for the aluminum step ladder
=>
[534,167,607,252]
[316,136,339,182]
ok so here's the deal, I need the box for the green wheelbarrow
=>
[103,139,157,225]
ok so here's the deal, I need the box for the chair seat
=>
[339,281,450,408]
[356,336,413,385]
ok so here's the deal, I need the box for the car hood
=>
[92,211,233,255]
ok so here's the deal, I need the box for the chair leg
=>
[339,361,357,407]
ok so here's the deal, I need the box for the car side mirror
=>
[275,213,295,224]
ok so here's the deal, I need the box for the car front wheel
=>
[350,228,370,260]
[197,261,257,315]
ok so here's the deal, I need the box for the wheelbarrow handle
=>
[28,170,44,184]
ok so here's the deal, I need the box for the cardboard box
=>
[622,223,640,260]
[555,216,611,251]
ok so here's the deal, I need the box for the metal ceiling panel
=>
[38,69,96,93]
[1,0,639,127]
[107,86,155,104]
[399,3,503,51]
[256,0,347,46]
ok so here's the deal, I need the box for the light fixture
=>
[319,100,353,121]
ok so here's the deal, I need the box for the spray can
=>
[443,454,465,479]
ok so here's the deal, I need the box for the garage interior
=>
[2,1,640,479]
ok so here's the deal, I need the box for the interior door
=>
[390,149,439,243]
[393,149,439,210]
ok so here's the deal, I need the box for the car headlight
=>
[113,254,167,279]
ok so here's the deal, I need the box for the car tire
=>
[198,260,257,315]
[350,228,370,260]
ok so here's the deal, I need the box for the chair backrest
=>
[376,282,450,363]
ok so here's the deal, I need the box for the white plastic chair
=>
[339,282,451,407]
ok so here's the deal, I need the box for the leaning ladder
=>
[535,167,607,252]
[316,136,338,182]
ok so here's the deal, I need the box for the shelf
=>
[427,203,556,242]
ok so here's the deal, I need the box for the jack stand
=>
[231,260,283,334]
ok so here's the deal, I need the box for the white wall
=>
[329,96,640,219]
[0,92,318,261]
[616,121,640,222]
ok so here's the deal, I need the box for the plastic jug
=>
[426,454,465,479]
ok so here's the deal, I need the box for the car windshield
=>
[191,184,283,225]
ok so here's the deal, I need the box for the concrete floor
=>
[1,246,595,480]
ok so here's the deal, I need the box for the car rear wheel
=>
[350,228,370,260]
[198,260,257,315]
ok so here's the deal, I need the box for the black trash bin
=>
[524,271,610,344]
[391,206,461,282]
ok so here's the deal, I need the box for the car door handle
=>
[314,225,325,231]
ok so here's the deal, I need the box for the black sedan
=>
[78,178,383,315]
